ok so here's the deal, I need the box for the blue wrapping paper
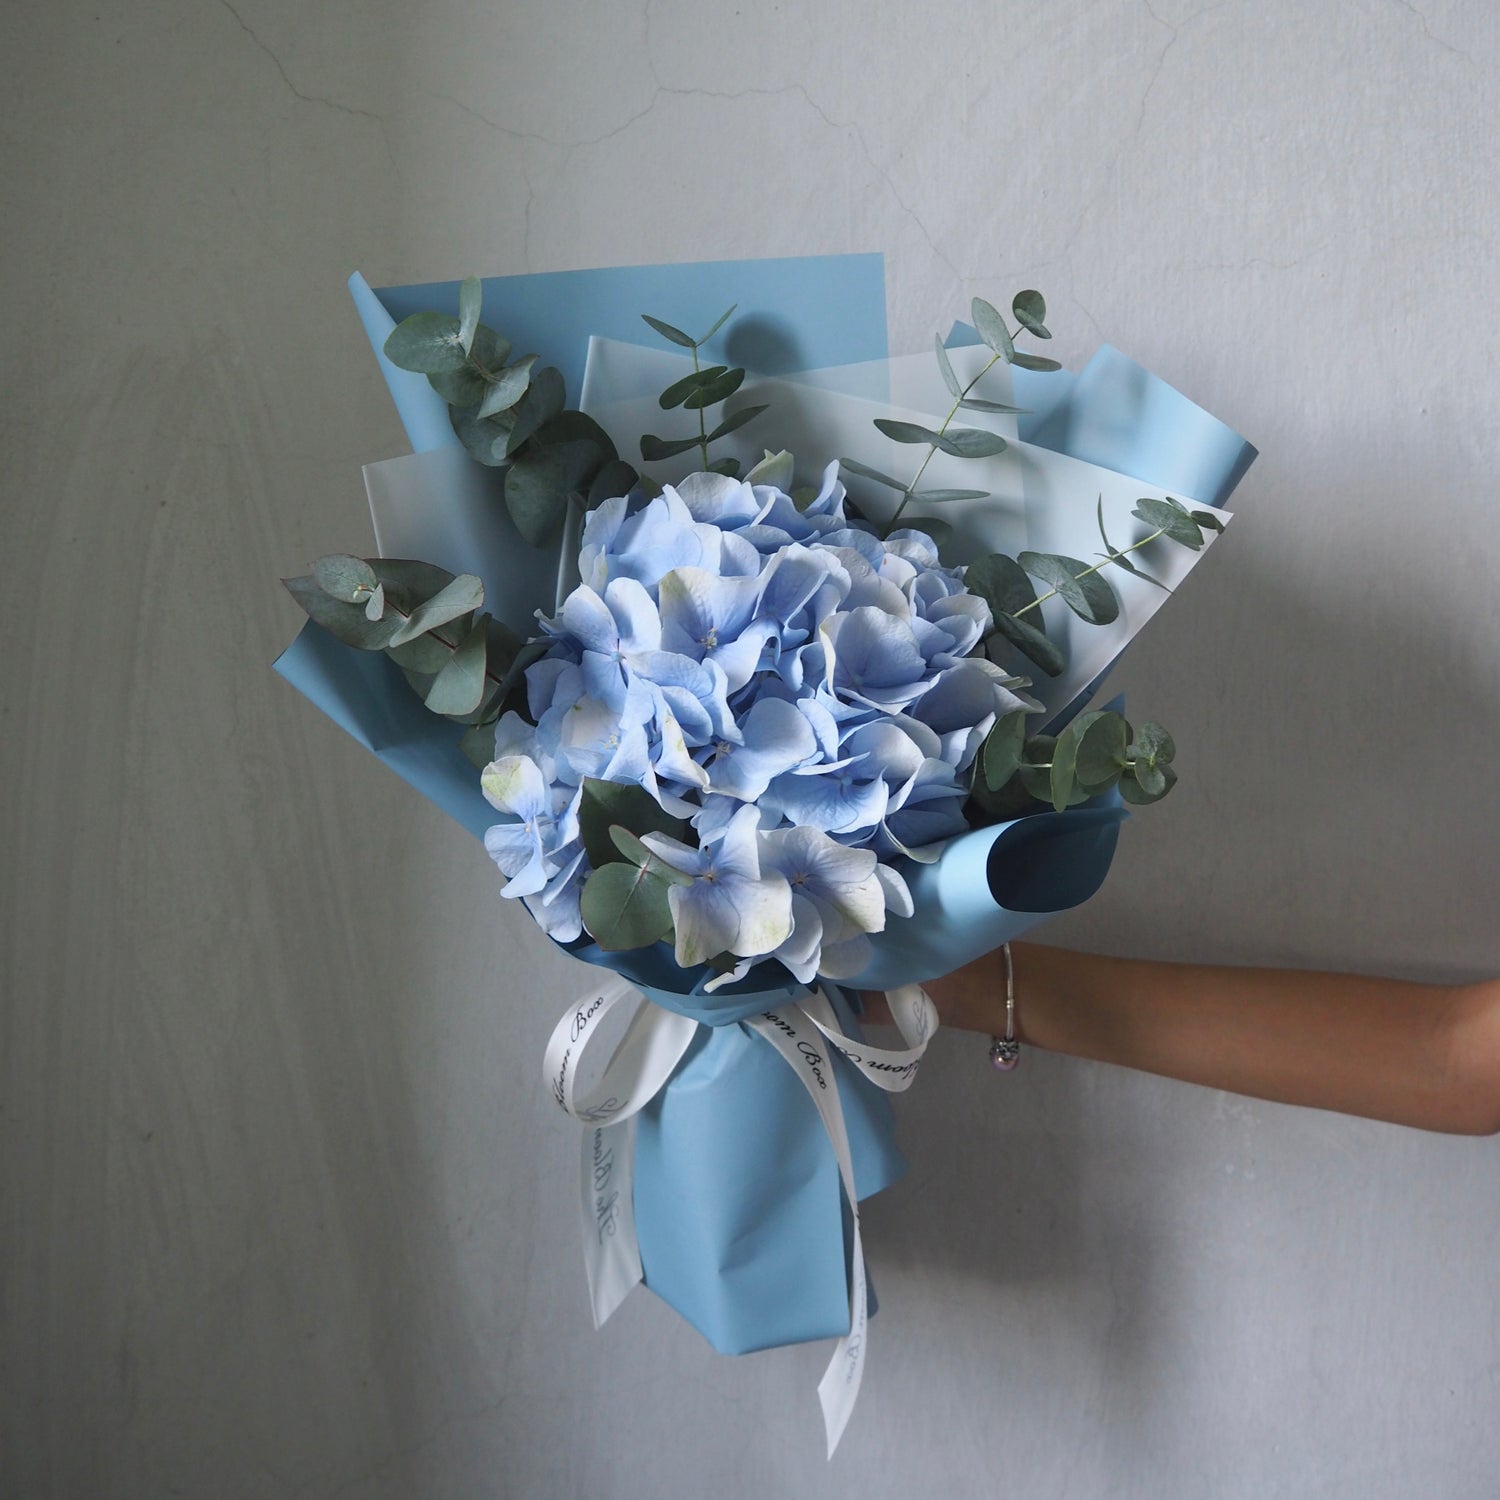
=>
[275,259,1256,1356]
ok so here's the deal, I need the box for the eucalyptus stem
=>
[1010,526,1170,619]
[692,344,709,470]
[887,348,1005,531]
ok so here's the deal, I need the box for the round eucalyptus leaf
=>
[902,516,954,551]
[505,441,602,547]
[1072,711,1129,792]
[429,364,489,409]
[313,553,378,603]
[580,862,675,951]
[450,405,512,466]
[609,826,694,886]
[578,778,689,870]
[588,459,639,507]
[504,366,567,458]
[1049,725,1079,812]
[1011,289,1050,338]
[982,708,1029,791]
[965,553,1040,619]
[423,618,488,717]
[383,312,467,374]
[1132,721,1176,764]
[477,354,538,420]
[1132,498,1204,549]
[1018,551,1120,625]
[1119,762,1177,805]
[363,581,385,621]
[283,574,403,651]
[387,573,486,647]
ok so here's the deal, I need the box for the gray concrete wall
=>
[4,1,1499,1494]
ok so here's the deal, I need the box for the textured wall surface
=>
[4,2,1499,1495]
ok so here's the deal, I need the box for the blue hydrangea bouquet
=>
[274,254,1254,1453]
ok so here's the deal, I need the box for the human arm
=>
[869,943,1500,1136]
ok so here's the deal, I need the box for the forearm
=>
[924,943,1500,1135]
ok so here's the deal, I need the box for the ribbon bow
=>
[543,974,938,1456]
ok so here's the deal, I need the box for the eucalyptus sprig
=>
[638,306,768,478]
[382,276,636,549]
[975,706,1179,816]
[840,291,1053,539]
[283,553,540,768]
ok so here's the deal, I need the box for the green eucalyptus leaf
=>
[908,488,989,504]
[1049,724,1079,812]
[505,442,600,547]
[1072,711,1130,793]
[578,778,690,871]
[313,554,378,603]
[1120,761,1177,805]
[283,575,402,650]
[934,334,963,398]
[706,404,768,443]
[1011,289,1050,338]
[1132,497,1204,549]
[902,516,954,551]
[430,325,516,406]
[363,582,385,621]
[641,313,696,348]
[874,418,944,446]
[640,432,705,462]
[993,612,1067,676]
[659,366,728,410]
[580,862,675,951]
[536,410,618,462]
[838,456,909,492]
[608,825,695,886]
[1132,721,1176,764]
[457,277,482,356]
[965,552,1040,619]
[368,558,457,598]
[683,367,745,410]
[971,298,1015,361]
[1018,551,1120,625]
[385,628,457,674]
[1017,734,1055,802]
[933,427,1008,459]
[707,456,742,478]
[424,617,488,716]
[450,405,513,465]
[504,366,567,458]
[1010,352,1063,373]
[587,459,639,507]
[982,708,1029,790]
[477,354,538,420]
[383,312,466,374]
[1191,509,1225,533]
[459,718,498,770]
[697,304,737,344]
[387,573,486,647]
[959,396,1028,414]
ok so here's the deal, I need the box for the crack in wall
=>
[216,0,386,127]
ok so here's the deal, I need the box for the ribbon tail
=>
[580,1118,643,1328]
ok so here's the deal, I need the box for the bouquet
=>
[275,254,1253,1453]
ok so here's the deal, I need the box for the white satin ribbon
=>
[542,976,938,1456]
